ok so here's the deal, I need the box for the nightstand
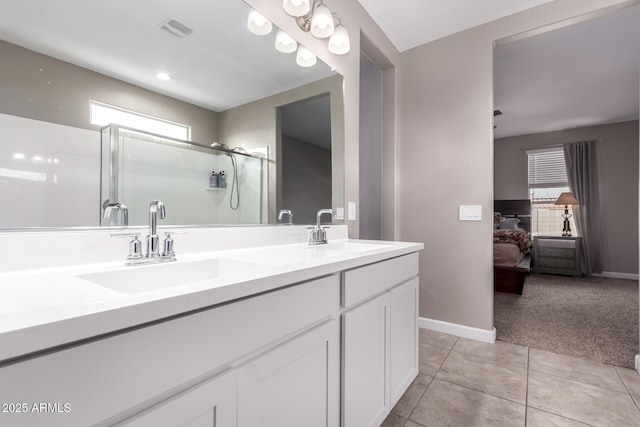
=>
[533,236,582,276]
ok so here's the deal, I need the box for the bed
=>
[493,200,532,294]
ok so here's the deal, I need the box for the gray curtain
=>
[563,141,603,274]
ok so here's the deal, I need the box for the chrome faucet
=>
[103,202,129,226]
[309,209,333,245]
[111,200,180,266]
[278,209,293,225]
[147,200,166,258]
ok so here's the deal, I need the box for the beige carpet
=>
[494,273,639,368]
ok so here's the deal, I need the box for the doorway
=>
[492,4,640,368]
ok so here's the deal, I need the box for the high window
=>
[527,148,575,236]
[89,100,190,141]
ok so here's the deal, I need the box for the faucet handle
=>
[127,234,143,261]
[161,231,185,259]
[162,233,175,258]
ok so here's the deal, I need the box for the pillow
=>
[499,217,521,230]
[493,212,501,230]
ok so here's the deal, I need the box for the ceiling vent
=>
[159,18,194,38]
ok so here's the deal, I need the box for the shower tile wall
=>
[0,113,264,227]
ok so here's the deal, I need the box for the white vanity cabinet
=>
[118,370,238,427]
[237,319,340,427]
[0,247,421,427]
[341,253,419,427]
[0,275,340,427]
[122,319,340,427]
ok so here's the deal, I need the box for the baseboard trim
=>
[419,317,496,344]
[636,355,640,375]
[591,271,639,280]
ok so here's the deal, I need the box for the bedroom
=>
[492,4,639,365]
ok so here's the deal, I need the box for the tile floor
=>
[381,329,640,427]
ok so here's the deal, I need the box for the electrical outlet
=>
[335,207,344,220]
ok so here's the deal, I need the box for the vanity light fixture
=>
[283,0,350,55]
[296,45,317,67]
[328,23,350,54]
[283,0,310,16]
[247,9,273,35]
[275,29,298,53]
[156,72,172,81]
[309,3,334,38]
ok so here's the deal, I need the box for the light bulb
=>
[328,25,350,54]
[310,4,334,38]
[275,30,298,53]
[296,46,317,67]
[283,0,310,17]
[247,9,272,35]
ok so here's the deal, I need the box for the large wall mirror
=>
[0,0,344,229]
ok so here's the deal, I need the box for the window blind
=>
[527,148,568,188]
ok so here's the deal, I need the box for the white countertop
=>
[0,238,423,362]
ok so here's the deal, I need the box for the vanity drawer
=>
[342,253,419,308]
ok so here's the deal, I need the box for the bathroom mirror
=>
[0,0,344,229]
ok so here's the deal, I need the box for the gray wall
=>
[359,53,383,239]
[282,135,332,225]
[495,121,639,275]
[0,40,218,142]
[397,0,633,331]
[217,75,344,224]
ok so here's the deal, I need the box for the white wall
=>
[397,0,634,332]
[0,114,100,227]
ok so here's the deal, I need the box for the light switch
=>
[459,205,482,221]
[348,202,357,220]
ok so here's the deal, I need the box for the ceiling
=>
[358,0,639,138]
[493,5,640,138]
[0,0,335,112]
[356,0,554,52]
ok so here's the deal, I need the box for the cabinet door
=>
[237,320,340,427]
[342,293,390,427]
[389,278,419,406]
[119,370,237,427]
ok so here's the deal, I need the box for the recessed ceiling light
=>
[156,72,172,81]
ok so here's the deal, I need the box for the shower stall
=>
[100,124,267,227]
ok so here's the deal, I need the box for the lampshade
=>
[283,0,310,17]
[247,9,272,35]
[328,25,350,54]
[275,29,297,53]
[296,45,317,67]
[310,4,334,38]
[554,192,579,206]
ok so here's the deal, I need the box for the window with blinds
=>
[527,148,574,236]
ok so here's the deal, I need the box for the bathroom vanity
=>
[0,226,422,427]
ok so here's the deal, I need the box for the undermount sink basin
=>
[78,258,270,294]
